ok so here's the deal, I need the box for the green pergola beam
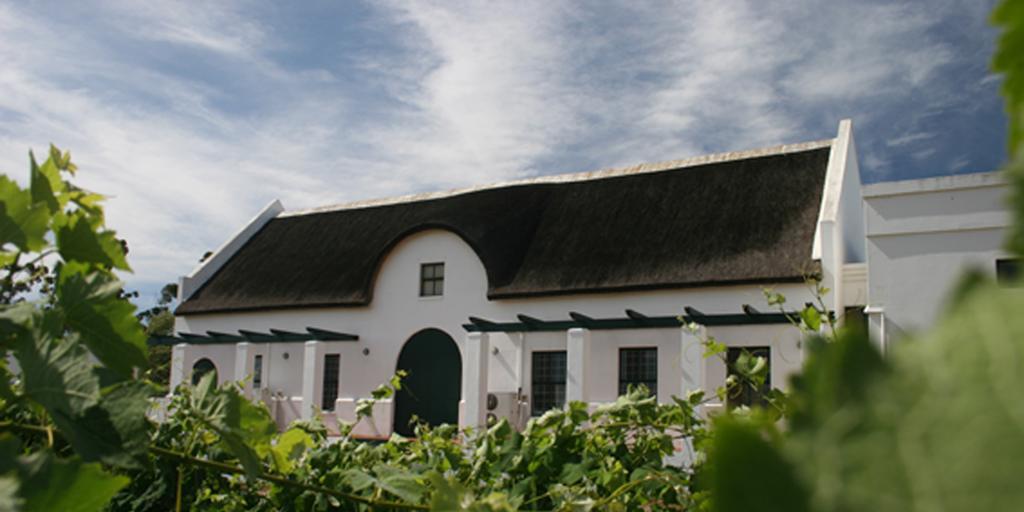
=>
[148,326,360,346]
[463,308,804,333]
[305,327,358,341]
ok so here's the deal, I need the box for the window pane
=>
[322,354,340,411]
[419,263,445,297]
[619,348,657,397]
[253,355,263,390]
[531,351,567,416]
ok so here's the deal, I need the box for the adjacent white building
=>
[862,171,1013,352]
[164,119,943,438]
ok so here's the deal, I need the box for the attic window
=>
[420,262,445,297]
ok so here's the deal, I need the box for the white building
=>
[166,120,870,438]
[863,171,1013,352]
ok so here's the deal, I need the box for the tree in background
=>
[138,283,178,387]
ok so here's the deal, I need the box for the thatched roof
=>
[177,142,832,315]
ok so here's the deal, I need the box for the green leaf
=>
[17,452,128,512]
[427,471,465,510]
[29,152,63,214]
[56,263,148,376]
[799,306,821,332]
[703,339,726,358]
[374,464,424,504]
[189,375,276,479]
[339,465,424,504]
[83,381,153,468]
[706,419,809,512]
[55,213,129,270]
[341,468,376,492]
[271,428,314,474]
[558,462,588,485]
[0,251,16,267]
[0,176,49,252]
[10,309,100,419]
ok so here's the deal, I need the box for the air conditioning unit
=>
[485,391,529,431]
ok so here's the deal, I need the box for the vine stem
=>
[0,421,429,511]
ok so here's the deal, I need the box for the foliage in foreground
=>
[113,379,707,511]
[1,1,1023,510]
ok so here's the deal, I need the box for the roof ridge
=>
[279,138,835,217]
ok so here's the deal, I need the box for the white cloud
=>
[0,0,1000,304]
[0,2,354,298]
[888,132,936,147]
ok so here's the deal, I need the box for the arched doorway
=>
[192,358,217,385]
[393,328,462,436]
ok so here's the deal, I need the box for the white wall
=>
[864,172,1010,345]
[177,229,822,435]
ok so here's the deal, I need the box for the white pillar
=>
[680,325,705,407]
[170,343,189,391]
[234,342,251,396]
[463,332,490,429]
[566,328,591,405]
[301,340,324,420]
[818,219,844,320]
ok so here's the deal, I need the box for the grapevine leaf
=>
[707,419,809,512]
[55,213,130,271]
[427,472,465,510]
[10,309,100,419]
[17,452,128,512]
[0,435,20,511]
[29,152,63,214]
[189,375,275,479]
[373,464,424,504]
[799,306,821,332]
[0,176,49,252]
[56,263,148,376]
[78,381,153,468]
[271,428,314,474]
[703,339,727,358]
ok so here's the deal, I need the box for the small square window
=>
[420,262,445,297]
[619,347,657,397]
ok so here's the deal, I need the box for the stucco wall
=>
[176,228,821,434]
[864,172,1011,344]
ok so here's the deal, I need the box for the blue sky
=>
[0,0,1007,307]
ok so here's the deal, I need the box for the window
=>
[726,346,771,408]
[619,347,658,397]
[253,355,263,390]
[191,358,217,386]
[531,351,566,416]
[997,258,1021,286]
[420,262,445,297]
[322,354,340,411]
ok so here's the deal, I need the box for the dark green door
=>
[393,328,462,437]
